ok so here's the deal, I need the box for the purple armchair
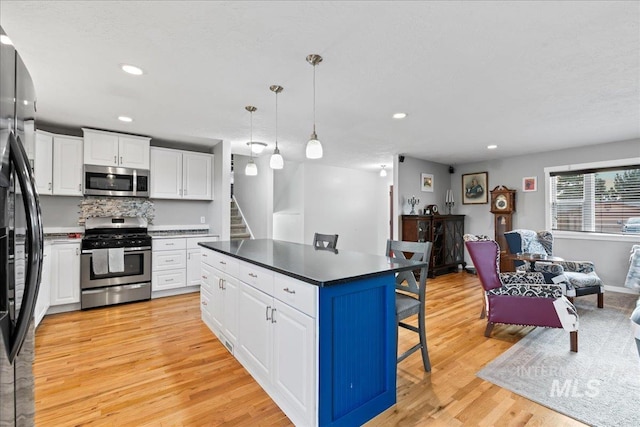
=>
[465,238,579,352]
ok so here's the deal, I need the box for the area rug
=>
[477,292,640,427]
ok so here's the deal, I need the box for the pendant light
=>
[244,105,258,176]
[380,165,387,177]
[269,85,284,169]
[306,54,323,159]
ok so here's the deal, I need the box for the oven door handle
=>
[82,283,148,294]
[82,247,151,255]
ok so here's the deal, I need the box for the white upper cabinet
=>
[52,135,83,196]
[34,130,54,195]
[82,128,150,169]
[150,147,213,200]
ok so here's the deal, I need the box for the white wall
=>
[273,161,305,243]
[394,156,452,238]
[302,163,390,255]
[209,140,230,239]
[233,154,273,239]
[448,138,640,289]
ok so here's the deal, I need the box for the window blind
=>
[550,166,640,234]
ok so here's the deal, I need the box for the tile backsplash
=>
[79,197,155,225]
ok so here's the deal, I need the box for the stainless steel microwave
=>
[83,164,149,197]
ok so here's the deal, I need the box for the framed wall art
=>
[462,172,488,204]
[523,176,537,192]
[421,173,434,192]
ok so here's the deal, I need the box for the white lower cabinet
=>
[50,242,81,306]
[201,255,239,352]
[186,237,203,287]
[34,243,51,327]
[200,249,317,426]
[152,236,212,293]
[152,238,186,291]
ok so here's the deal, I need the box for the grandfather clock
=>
[490,186,516,271]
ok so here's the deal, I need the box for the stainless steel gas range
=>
[81,217,151,309]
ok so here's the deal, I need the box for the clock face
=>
[495,194,508,210]
[431,204,438,214]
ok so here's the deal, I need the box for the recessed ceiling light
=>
[118,116,133,123]
[121,64,144,75]
[487,144,498,149]
[0,35,13,45]
[392,113,407,119]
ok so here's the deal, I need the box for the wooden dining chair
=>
[313,233,338,249]
[386,239,432,372]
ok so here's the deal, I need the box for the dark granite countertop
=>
[198,239,427,287]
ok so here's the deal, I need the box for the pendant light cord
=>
[249,110,254,159]
[275,91,279,148]
[313,63,316,134]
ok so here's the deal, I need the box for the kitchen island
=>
[198,239,428,427]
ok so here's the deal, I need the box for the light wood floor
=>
[34,272,586,426]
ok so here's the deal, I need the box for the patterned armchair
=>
[504,229,604,308]
[464,236,579,352]
[625,245,640,358]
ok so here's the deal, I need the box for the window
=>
[548,161,640,235]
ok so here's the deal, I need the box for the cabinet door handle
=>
[219,261,226,265]
[202,275,208,280]
[78,184,82,191]
[265,306,272,321]
[248,273,258,278]
[76,248,79,255]
[271,308,276,323]
[184,189,188,196]
[120,156,123,164]
[165,243,174,246]
[165,259,174,263]
[283,287,295,294]
[221,279,225,290]
[165,278,173,282]
[202,300,207,306]
[114,156,117,164]
[48,182,52,190]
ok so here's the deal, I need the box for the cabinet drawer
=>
[187,237,206,249]
[152,250,186,271]
[200,264,214,293]
[153,238,186,251]
[239,261,274,295]
[274,274,317,318]
[152,269,186,291]
[203,250,239,275]
[200,288,212,322]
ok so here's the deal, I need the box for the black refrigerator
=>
[0,26,44,426]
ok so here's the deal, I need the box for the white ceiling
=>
[1,1,638,172]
